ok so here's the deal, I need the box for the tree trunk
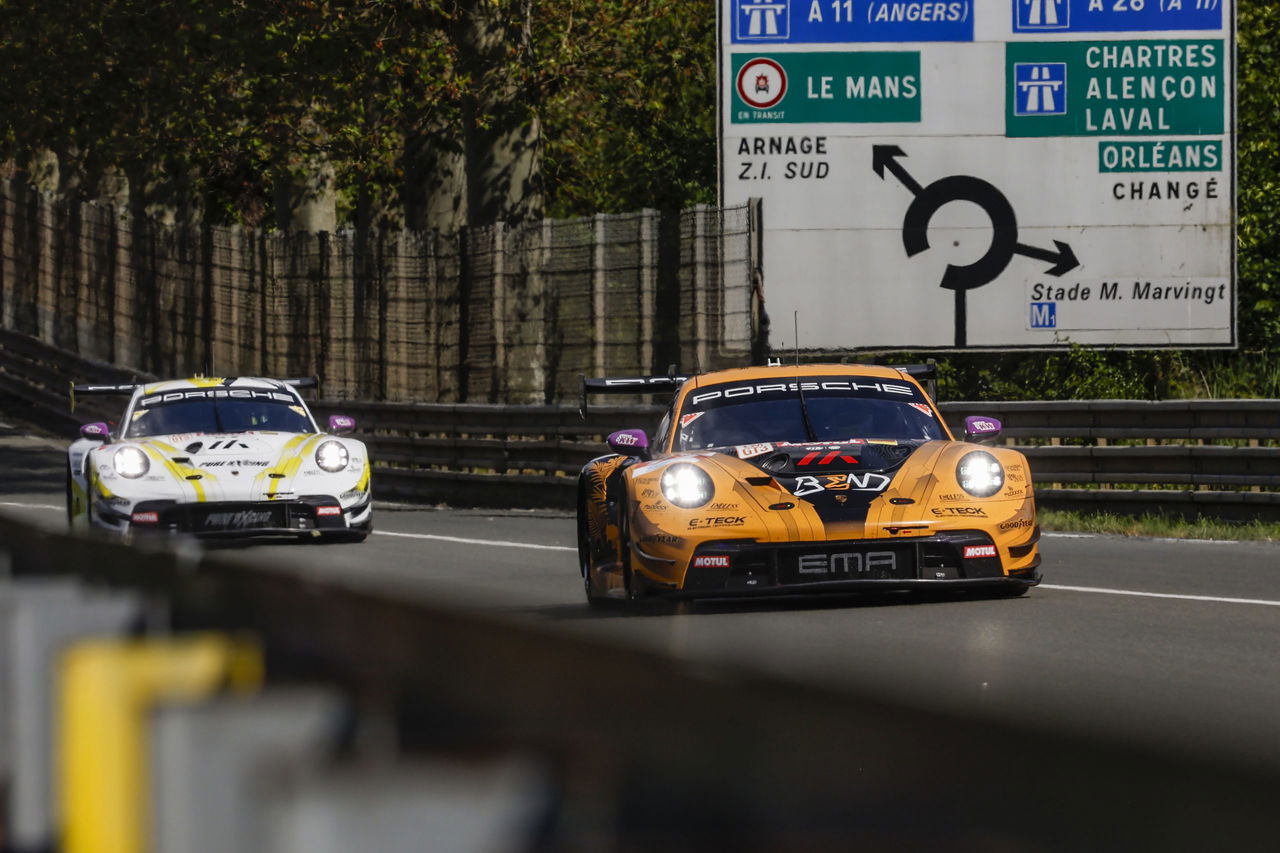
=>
[401,0,543,233]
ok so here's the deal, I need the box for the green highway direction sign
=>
[731,52,921,123]
[1005,39,1224,137]
[718,1,1235,350]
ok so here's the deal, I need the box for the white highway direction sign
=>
[719,0,1235,350]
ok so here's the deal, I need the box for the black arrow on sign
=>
[872,144,1081,346]
[1014,240,1079,278]
[871,145,922,196]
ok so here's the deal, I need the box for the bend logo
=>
[736,58,787,110]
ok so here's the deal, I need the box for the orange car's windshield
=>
[673,376,945,450]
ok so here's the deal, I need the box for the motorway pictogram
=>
[873,145,1079,346]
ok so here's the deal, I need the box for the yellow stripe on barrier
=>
[59,635,262,853]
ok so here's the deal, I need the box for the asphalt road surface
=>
[3,427,1279,775]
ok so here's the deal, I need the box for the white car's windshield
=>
[674,375,945,450]
[125,390,313,437]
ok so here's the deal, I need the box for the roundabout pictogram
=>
[873,145,1079,346]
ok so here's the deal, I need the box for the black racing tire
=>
[578,486,606,606]
[618,505,643,602]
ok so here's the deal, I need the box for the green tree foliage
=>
[1236,0,1280,347]
[0,1,1276,396]
[536,0,717,215]
[0,0,714,225]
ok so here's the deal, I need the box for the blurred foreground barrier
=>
[3,512,1280,851]
[60,635,262,853]
[3,328,1278,518]
[1,581,141,852]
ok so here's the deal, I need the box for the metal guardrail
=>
[3,328,1279,518]
[4,512,1280,850]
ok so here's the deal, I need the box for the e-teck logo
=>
[1016,0,1068,30]
[736,58,787,110]
[1014,63,1066,116]
[1030,302,1057,329]
[736,0,790,41]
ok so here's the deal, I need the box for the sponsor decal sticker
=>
[688,380,915,408]
[640,533,680,545]
[910,403,933,417]
[793,472,891,497]
[931,506,988,517]
[315,506,342,516]
[692,555,731,569]
[612,432,640,446]
[688,516,747,529]
[798,551,898,576]
[736,442,774,459]
[204,510,275,529]
[130,511,159,523]
[964,545,998,559]
[680,412,705,428]
[708,502,740,511]
[641,503,669,512]
[999,517,1035,532]
[797,450,859,466]
[938,492,968,502]
[139,389,295,406]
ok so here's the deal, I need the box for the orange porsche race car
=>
[577,364,1040,603]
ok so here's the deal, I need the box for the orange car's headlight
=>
[957,451,1004,498]
[660,463,714,509]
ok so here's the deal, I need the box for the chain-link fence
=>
[0,180,760,402]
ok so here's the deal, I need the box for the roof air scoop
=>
[184,441,203,454]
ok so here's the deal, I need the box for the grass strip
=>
[1040,509,1280,543]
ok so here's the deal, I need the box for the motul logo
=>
[692,555,730,568]
[316,506,342,516]
[131,511,159,524]
[964,545,997,559]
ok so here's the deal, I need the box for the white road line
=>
[376,530,576,552]
[1040,584,1280,607]
[1,505,1268,602]
[1043,532,1244,545]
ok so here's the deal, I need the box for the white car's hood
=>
[92,431,368,504]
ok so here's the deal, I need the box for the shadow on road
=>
[518,588,1030,621]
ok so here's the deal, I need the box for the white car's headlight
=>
[113,446,150,479]
[660,463,714,509]
[957,451,1004,498]
[315,440,350,473]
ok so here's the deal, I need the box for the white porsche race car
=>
[67,377,372,541]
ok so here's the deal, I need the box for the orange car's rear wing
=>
[891,361,939,403]
[579,374,690,419]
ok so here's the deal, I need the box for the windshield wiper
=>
[795,381,818,442]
